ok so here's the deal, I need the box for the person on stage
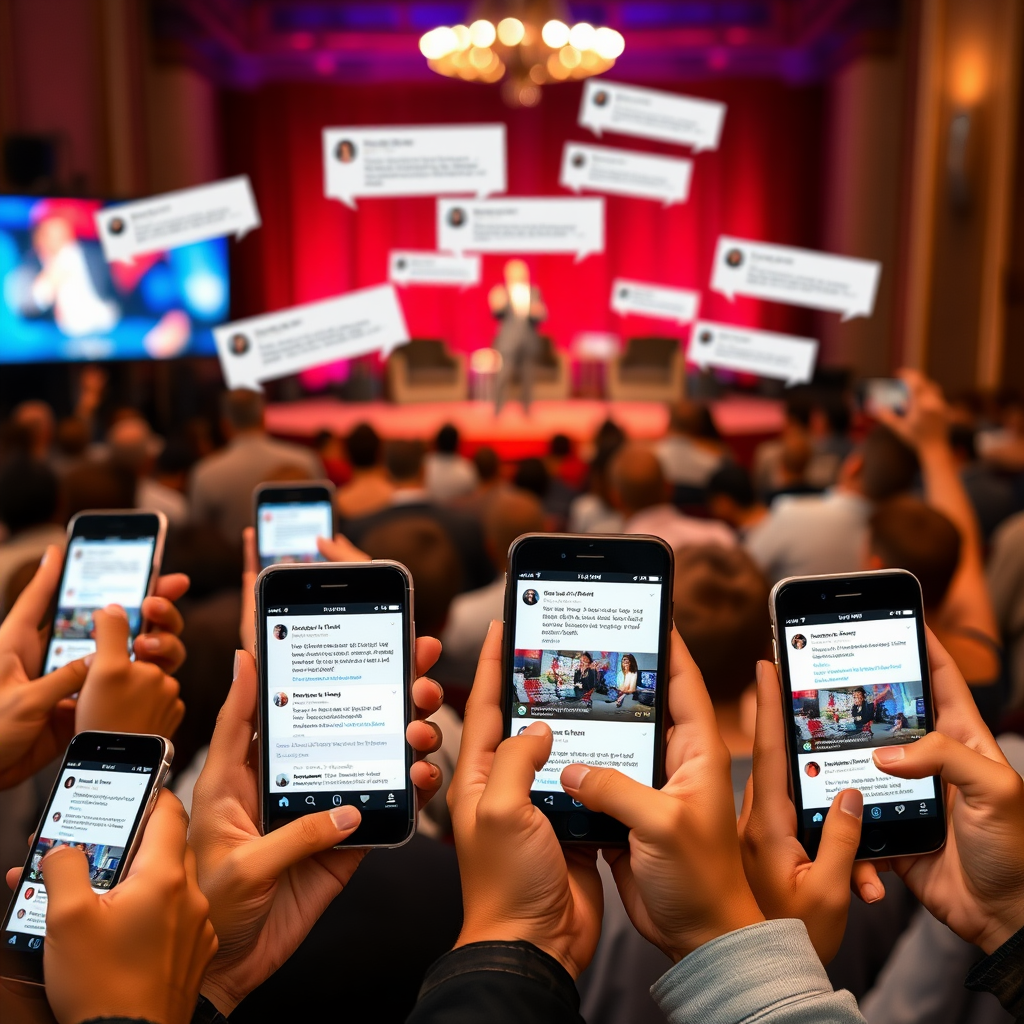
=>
[488,258,547,415]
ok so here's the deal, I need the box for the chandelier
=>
[418,1,625,107]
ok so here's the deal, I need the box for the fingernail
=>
[435,681,445,704]
[874,746,905,766]
[836,789,863,819]
[139,636,161,652]
[330,805,360,831]
[41,547,51,566]
[862,884,883,904]
[561,763,590,791]
[83,654,95,668]
[755,661,764,685]
[524,721,550,737]
[232,650,241,681]
[428,762,440,779]
[104,604,128,620]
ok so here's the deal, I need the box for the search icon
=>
[305,796,316,806]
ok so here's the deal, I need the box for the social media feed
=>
[265,601,407,816]
[257,501,333,569]
[511,575,663,804]
[3,762,151,950]
[786,610,938,827]
[44,536,155,672]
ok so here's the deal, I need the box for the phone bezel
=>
[769,569,946,861]
[503,533,674,846]
[255,561,416,849]
[253,482,336,568]
[0,731,172,986]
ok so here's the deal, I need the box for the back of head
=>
[707,464,756,508]
[13,400,55,456]
[784,390,814,429]
[108,416,161,475]
[0,456,58,533]
[221,389,265,434]
[673,545,771,705]
[483,489,544,569]
[549,433,571,459]
[780,430,813,477]
[435,423,459,454]
[609,443,665,513]
[385,439,426,484]
[61,460,136,520]
[473,445,500,482]
[513,457,548,499]
[860,426,919,501]
[869,497,960,610]
[361,516,461,636]
[56,417,90,458]
[346,423,381,469]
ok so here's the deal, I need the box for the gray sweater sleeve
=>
[651,919,865,1024]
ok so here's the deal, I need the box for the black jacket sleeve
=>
[965,924,1024,1023]
[407,941,584,1024]
[81,995,229,1024]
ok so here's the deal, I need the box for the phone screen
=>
[260,565,413,844]
[508,569,667,805]
[44,525,159,673]
[2,753,160,957]
[782,607,941,830]
[256,498,333,570]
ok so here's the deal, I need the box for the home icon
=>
[278,796,289,808]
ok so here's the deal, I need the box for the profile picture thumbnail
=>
[791,634,807,650]
[619,287,629,300]
[64,776,75,789]
[273,691,289,708]
[273,624,288,640]
[571,152,586,168]
[522,588,539,606]
[52,811,62,823]
[107,216,126,236]
[276,773,290,787]
[16,909,25,920]
[804,761,820,778]
[23,888,35,900]
[698,329,714,345]
[592,90,609,107]
[229,333,250,356]
[335,139,357,163]
[395,258,407,271]
[447,206,466,228]
[725,247,744,268]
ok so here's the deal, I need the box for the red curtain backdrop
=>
[222,77,824,378]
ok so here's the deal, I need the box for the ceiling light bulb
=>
[559,44,581,69]
[568,23,596,50]
[593,27,625,59]
[451,24,471,50]
[497,17,525,46]
[542,20,570,48]
[419,27,456,60]
[470,19,496,47]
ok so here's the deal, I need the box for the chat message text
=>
[688,320,818,386]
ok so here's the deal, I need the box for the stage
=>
[267,396,785,462]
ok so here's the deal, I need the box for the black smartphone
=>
[769,569,946,861]
[43,510,167,674]
[859,377,909,417]
[254,482,336,571]
[256,561,416,847]
[503,533,674,845]
[0,731,172,985]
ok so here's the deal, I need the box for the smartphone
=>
[503,534,674,845]
[860,377,909,417]
[254,482,335,571]
[256,561,416,847]
[43,511,167,674]
[0,732,172,985]
[769,570,946,860]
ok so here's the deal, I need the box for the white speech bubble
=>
[711,236,882,321]
[611,279,700,323]
[214,284,409,390]
[688,320,818,386]
[388,250,481,288]
[579,79,726,152]
[95,176,260,264]
[437,197,604,262]
[323,124,506,209]
[560,142,692,206]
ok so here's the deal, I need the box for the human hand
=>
[873,368,949,452]
[449,622,604,979]
[737,660,866,963]
[190,642,444,1015]
[852,631,1024,955]
[0,654,87,790]
[74,607,184,738]
[560,630,764,963]
[41,790,216,1024]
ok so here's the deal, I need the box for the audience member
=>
[989,510,1024,710]
[546,432,587,490]
[108,415,189,524]
[11,399,55,461]
[514,456,574,530]
[807,393,855,489]
[949,423,1015,541]
[569,419,626,533]
[765,428,819,503]
[706,464,769,543]
[424,423,478,503]
[52,415,91,476]
[654,400,728,491]
[606,443,734,550]
[313,427,348,486]
[335,422,393,520]
[752,392,814,500]
[451,445,506,520]
[189,389,323,543]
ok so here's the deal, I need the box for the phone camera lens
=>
[561,553,566,559]
[821,593,826,600]
[306,583,312,589]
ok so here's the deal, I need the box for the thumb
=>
[34,659,91,706]
[91,606,130,663]
[560,763,659,832]
[40,845,97,921]
[811,789,863,883]
[0,545,63,637]
[245,805,362,881]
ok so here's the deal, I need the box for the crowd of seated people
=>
[0,367,1022,1024]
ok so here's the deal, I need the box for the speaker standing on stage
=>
[488,259,547,415]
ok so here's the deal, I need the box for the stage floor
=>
[267,396,785,461]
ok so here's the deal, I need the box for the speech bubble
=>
[388,250,481,288]
[323,124,506,209]
[611,279,700,323]
[688,320,818,386]
[560,142,692,206]
[579,79,726,152]
[95,176,260,264]
[437,197,604,262]
[710,236,882,321]
[214,284,409,390]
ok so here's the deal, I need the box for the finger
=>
[153,573,190,603]
[851,861,886,904]
[458,620,505,764]
[243,527,259,578]
[873,732,1015,799]
[411,675,444,719]
[476,722,552,821]
[414,638,442,680]
[40,845,97,920]
[411,759,442,802]
[133,633,186,672]
[747,660,798,829]
[737,773,754,834]
[241,530,257,657]
[14,656,89,707]
[250,805,362,879]
[407,719,443,754]
[811,789,863,887]
[560,762,667,833]
[126,790,189,878]
[0,545,63,638]
[6,867,18,891]
[665,629,719,737]
[203,651,258,775]
[91,607,130,662]
[140,594,185,637]
[316,534,370,562]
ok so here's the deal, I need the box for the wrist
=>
[454,927,581,979]
[661,894,766,964]
[199,974,242,1018]
[977,905,1024,956]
